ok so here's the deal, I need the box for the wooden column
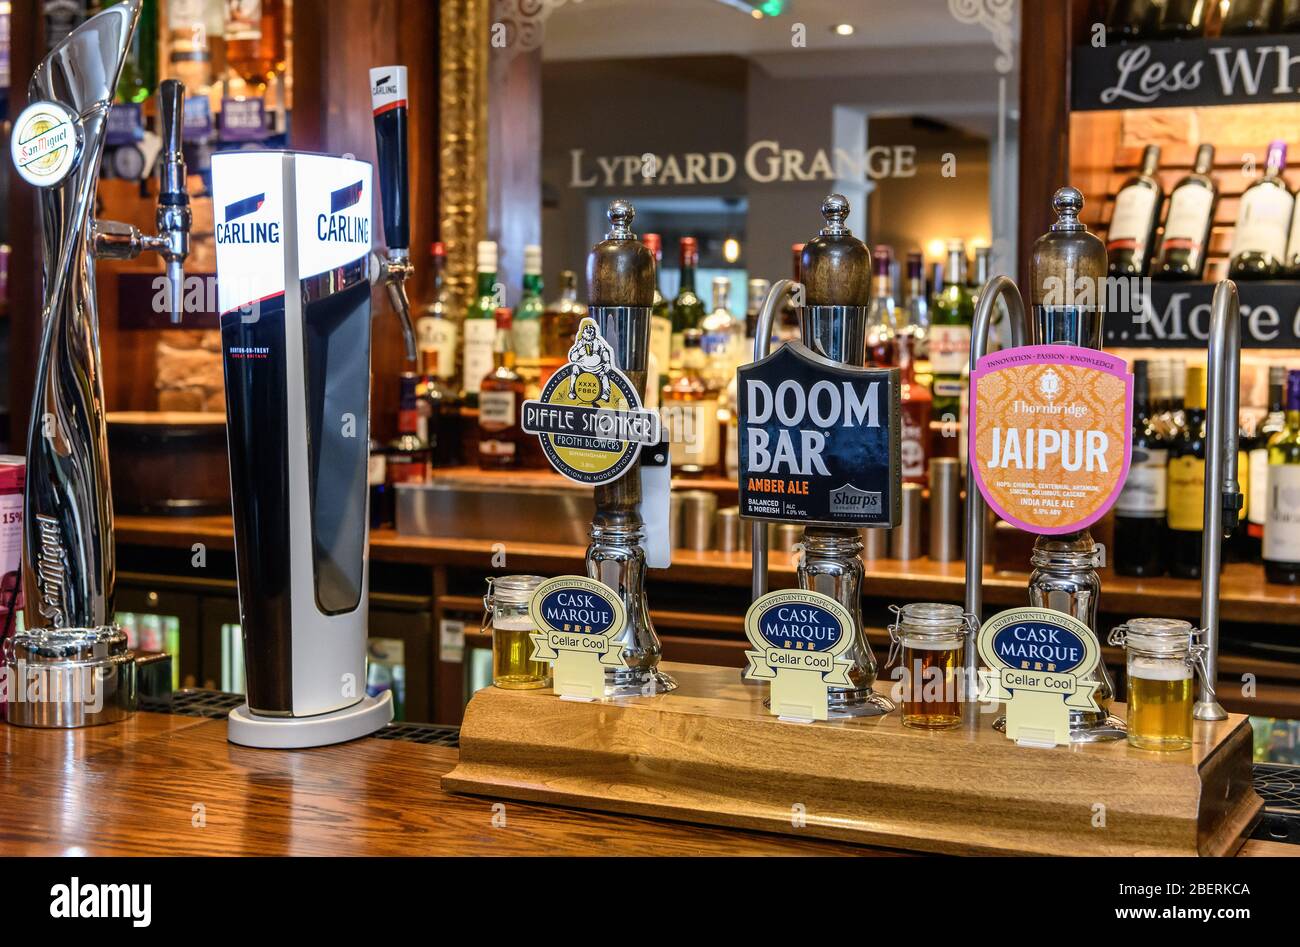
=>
[4,0,43,452]
[1016,0,1095,282]
[292,0,441,442]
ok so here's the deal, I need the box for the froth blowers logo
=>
[319,180,369,243]
[11,101,80,187]
[217,192,280,245]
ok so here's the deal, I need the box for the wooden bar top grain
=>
[0,711,884,856]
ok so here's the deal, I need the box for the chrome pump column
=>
[1195,281,1242,721]
[6,0,190,728]
[751,195,891,716]
[1020,187,1124,741]
[586,201,675,695]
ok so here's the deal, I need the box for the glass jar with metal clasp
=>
[483,575,549,690]
[887,603,977,730]
[1108,618,1207,752]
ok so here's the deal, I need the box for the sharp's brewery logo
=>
[521,318,661,486]
[320,180,369,242]
[217,192,279,244]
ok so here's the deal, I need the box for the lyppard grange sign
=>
[1073,35,1300,111]
[737,343,900,528]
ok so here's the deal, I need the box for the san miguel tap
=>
[6,1,190,728]
[1023,187,1125,741]
[585,200,675,695]
[214,66,416,748]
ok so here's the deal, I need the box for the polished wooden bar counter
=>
[0,705,1292,856]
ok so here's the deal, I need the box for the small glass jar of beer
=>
[483,575,549,689]
[888,603,974,730]
[1108,618,1204,751]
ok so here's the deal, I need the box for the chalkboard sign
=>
[737,342,900,528]
[1103,281,1300,349]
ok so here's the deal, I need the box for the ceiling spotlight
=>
[832,23,855,36]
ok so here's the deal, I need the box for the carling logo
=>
[217,192,280,245]
[319,180,369,243]
[49,877,151,927]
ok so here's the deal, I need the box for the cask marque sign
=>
[737,342,900,528]
[1072,36,1300,111]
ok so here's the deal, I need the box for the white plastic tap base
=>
[226,691,394,748]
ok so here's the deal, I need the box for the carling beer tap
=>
[6,0,190,727]
[214,65,417,747]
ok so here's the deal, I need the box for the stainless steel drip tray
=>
[395,480,595,545]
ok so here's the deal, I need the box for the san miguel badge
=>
[970,345,1132,535]
[737,343,900,527]
[977,607,1103,747]
[522,318,661,486]
[528,576,627,700]
[744,589,855,721]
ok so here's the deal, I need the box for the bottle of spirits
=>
[1167,364,1208,580]
[1230,141,1294,279]
[387,372,431,485]
[1157,0,1209,36]
[971,244,1007,349]
[540,268,585,381]
[1156,144,1217,280]
[1248,365,1288,555]
[224,0,286,89]
[1284,0,1300,30]
[416,242,458,385]
[166,0,218,94]
[901,250,930,363]
[662,328,720,478]
[1107,145,1163,278]
[478,309,526,470]
[701,275,741,392]
[1166,357,1189,438]
[418,350,462,469]
[745,277,771,354]
[1105,0,1159,40]
[670,237,704,368]
[929,240,974,448]
[117,0,158,104]
[1265,370,1300,583]
[778,243,803,343]
[462,240,499,405]
[866,245,898,367]
[898,331,931,486]
[513,244,544,368]
[1222,0,1280,33]
[1115,361,1169,577]
[643,233,673,401]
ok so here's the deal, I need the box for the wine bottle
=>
[1230,141,1294,279]
[1167,365,1208,580]
[930,240,973,429]
[462,240,500,404]
[1265,370,1300,583]
[670,237,704,369]
[1155,144,1217,280]
[1106,0,1160,39]
[1107,145,1163,278]
[1248,365,1288,555]
[1222,0,1280,34]
[866,245,898,368]
[1115,361,1169,577]
[643,233,673,398]
[1157,0,1210,36]
[1284,0,1300,30]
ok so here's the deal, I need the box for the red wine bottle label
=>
[1161,185,1213,252]
[1232,184,1294,261]
[1106,186,1158,253]
[1264,464,1300,562]
[1117,447,1167,517]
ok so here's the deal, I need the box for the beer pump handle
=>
[156,78,191,324]
[370,65,417,360]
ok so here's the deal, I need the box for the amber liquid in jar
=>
[901,640,963,729]
[492,615,548,690]
[1127,659,1193,751]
